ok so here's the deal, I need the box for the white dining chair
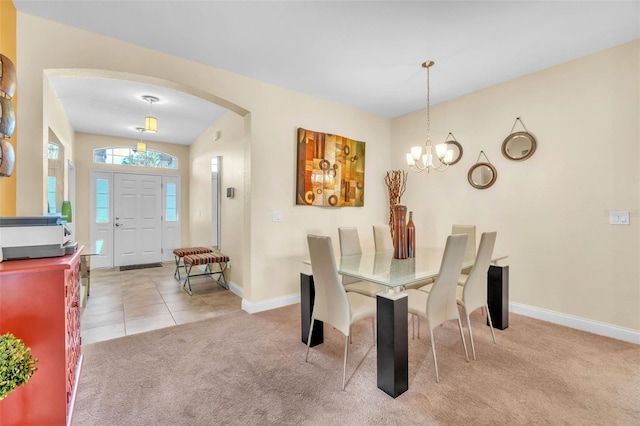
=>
[452,224,476,280]
[338,227,386,297]
[456,231,497,360]
[405,234,470,383]
[305,234,377,391]
[372,224,394,252]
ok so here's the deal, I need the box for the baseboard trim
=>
[227,280,243,298]
[242,293,300,314]
[510,302,640,345]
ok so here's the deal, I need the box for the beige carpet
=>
[74,305,639,425]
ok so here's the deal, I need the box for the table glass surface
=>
[338,248,477,289]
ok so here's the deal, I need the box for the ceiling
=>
[13,1,640,146]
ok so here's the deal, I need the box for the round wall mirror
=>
[445,140,463,165]
[502,131,536,161]
[468,162,497,189]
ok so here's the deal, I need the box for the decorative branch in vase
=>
[384,170,408,241]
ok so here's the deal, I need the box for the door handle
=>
[115,223,123,227]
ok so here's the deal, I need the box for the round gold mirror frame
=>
[501,131,536,161]
[445,140,463,165]
[467,162,497,190]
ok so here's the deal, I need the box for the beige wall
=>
[392,41,639,331]
[43,75,75,204]
[189,112,246,288]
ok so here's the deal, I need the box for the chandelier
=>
[406,61,453,173]
[142,95,159,133]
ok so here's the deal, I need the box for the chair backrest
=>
[373,225,394,252]
[452,224,476,259]
[338,227,362,284]
[426,234,468,329]
[462,232,497,312]
[307,234,351,336]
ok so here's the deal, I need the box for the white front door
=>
[114,173,162,266]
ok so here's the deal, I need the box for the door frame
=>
[89,169,181,268]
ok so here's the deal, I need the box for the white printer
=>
[0,216,77,261]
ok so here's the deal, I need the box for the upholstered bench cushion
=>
[173,247,213,257]
[183,253,230,266]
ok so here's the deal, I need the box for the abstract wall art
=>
[296,127,365,207]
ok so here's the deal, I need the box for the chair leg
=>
[456,316,470,362]
[411,314,415,340]
[305,317,315,362]
[417,315,421,340]
[485,304,497,344]
[342,334,349,391]
[466,308,476,361]
[428,323,439,383]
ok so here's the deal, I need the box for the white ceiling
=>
[13,1,640,146]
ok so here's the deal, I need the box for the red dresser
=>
[0,248,83,426]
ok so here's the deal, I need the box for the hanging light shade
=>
[142,95,159,133]
[144,116,158,133]
[136,127,147,153]
[406,61,453,173]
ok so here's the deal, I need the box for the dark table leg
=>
[488,265,509,330]
[300,273,323,347]
[376,292,408,398]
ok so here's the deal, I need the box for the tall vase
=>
[407,211,416,258]
[392,204,407,259]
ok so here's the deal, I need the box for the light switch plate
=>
[609,211,630,225]
[272,211,282,222]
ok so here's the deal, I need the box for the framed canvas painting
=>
[296,128,365,207]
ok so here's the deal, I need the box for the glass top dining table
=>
[301,245,507,398]
[337,248,477,291]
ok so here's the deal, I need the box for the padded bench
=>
[182,252,230,295]
[173,247,213,281]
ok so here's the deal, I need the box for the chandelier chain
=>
[426,64,430,145]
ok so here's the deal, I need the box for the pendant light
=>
[136,127,147,153]
[142,95,159,133]
[406,61,453,173]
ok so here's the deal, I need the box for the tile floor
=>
[80,262,241,345]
